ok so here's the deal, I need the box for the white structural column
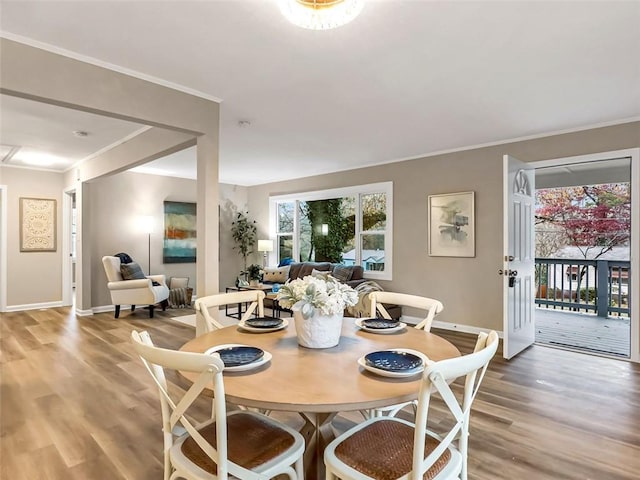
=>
[196,134,220,336]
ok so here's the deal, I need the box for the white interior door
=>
[503,155,536,359]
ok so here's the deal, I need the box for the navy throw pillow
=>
[120,262,146,280]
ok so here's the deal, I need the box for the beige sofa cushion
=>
[263,265,290,283]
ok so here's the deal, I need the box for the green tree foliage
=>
[302,199,351,262]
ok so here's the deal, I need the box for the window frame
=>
[269,182,393,280]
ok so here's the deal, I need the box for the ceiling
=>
[0,94,146,169]
[1,1,639,186]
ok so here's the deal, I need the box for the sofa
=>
[262,261,364,288]
[262,261,401,319]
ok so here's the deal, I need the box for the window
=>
[276,202,294,262]
[270,182,393,280]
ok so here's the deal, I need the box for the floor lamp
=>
[140,216,154,275]
[258,239,274,268]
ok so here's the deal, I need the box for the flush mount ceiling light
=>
[279,0,365,30]
[15,151,63,167]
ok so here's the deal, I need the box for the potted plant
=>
[231,211,257,280]
[246,264,263,286]
[277,275,358,348]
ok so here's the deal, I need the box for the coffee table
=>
[225,285,274,319]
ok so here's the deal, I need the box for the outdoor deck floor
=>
[535,307,630,357]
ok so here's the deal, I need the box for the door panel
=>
[503,155,536,359]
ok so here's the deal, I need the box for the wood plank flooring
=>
[1,307,639,480]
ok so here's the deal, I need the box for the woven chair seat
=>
[181,412,296,474]
[334,419,451,480]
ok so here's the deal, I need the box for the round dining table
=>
[179,318,461,480]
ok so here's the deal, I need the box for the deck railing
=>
[535,258,630,318]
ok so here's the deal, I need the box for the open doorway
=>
[0,185,6,312]
[62,188,76,308]
[534,157,631,358]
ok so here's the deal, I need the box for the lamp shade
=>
[140,215,154,234]
[258,239,274,252]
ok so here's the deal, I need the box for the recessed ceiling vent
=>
[0,144,21,163]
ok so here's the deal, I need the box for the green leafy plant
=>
[245,264,262,282]
[231,211,257,273]
[579,287,597,303]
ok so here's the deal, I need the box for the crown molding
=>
[1,32,223,103]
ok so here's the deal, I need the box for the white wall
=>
[219,184,250,291]
[248,121,640,333]
[1,167,64,308]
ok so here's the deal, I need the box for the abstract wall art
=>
[163,201,197,263]
[428,191,475,257]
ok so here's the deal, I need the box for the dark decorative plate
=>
[361,318,400,329]
[364,350,423,372]
[245,317,283,329]
[215,346,264,367]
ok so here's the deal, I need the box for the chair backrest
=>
[102,255,124,282]
[131,330,237,479]
[411,331,499,480]
[369,291,444,331]
[194,290,266,332]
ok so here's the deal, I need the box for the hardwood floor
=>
[1,306,639,480]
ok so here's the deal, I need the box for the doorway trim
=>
[530,148,639,363]
[0,185,7,312]
[62,186,76,307]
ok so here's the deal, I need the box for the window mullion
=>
[294,200,300,262]
[356,193,363,266]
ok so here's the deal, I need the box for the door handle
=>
[499,269,518,287]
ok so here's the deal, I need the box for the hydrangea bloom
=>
[276,275,358,318]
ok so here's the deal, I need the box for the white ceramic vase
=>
[292,308,343,349]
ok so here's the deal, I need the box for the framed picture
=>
[163,201,197,263]
[428,191,475,257]
[20,197,57,252]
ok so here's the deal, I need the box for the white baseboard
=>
[90,305,115,315]
[75,308,94,317]
[403,315,504,338]
[4,301,64,312]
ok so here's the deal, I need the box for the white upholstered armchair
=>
[102,256,170,318]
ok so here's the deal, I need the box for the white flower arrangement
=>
[276,275,358,319]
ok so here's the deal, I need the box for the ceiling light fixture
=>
[12,149,66,167]
[279,0,364,30]
[17,152,61,167]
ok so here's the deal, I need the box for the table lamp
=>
[258,239,274,268]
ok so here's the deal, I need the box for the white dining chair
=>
[131,330,305,480]
[364,291,444,419]
[369,291,444,332]
[325,330,499,480]
[194,290,267,333]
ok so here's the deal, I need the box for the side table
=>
[264,292,291,318]
[225,285,277,319]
